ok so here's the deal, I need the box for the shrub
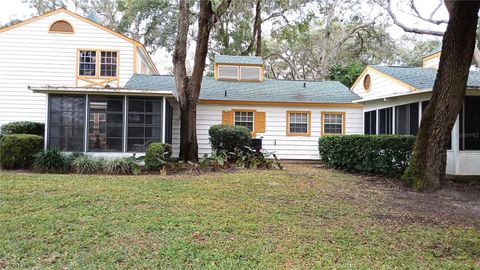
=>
[105,157,131,175]
[209,124,252,153]
[0,134,44,169]
[72,155,104,174]
[33,148,70,173]
[145,143,172,171]
[318,135,415,177]
[1,121,45,137]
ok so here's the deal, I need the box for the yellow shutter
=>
[254,111,266,133]
[222,111,233,125]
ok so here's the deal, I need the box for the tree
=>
[23,0,66,14]
[172,0,232,161]
[383,0,480,66]
[404,1,480,190]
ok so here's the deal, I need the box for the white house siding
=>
[351,68,412,100]
[135,47,157,75]
[170,103,363,160]
[0,10,137,126]
[422,54,440,69]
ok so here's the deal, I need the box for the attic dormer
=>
[214,55,264,82]
[422,48,441,69]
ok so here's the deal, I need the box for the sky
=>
[0,0,448,72]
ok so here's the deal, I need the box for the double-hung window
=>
[79,49,118,77]
[287,111,310,135]
[234,111,254,131]
[322,112,344,135]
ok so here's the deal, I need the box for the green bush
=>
[145,143,172,171]
[209,124,252,153]
[0,134,44,169]
[1,121,45,137]
[318,135,415,177]
[33,148,70,173]
[72,155,104,174]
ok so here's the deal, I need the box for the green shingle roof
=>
[370,65,480,90]
[215,55,263,65]
[125,74,360,104]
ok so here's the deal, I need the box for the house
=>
[351,48,480,176]
[0,9,363,160]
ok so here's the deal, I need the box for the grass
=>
[1,165,479,269]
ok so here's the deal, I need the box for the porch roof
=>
[125,74,360,104]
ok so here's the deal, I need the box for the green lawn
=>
[1,165,479,269]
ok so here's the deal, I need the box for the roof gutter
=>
[29,86,175,97]
[353,89,433,103]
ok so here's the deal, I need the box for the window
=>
[363,74,371,91]
[364,111,376,135]
[287,111,310,135]
[100,51,118,77]
[234,111,254,131]
[460,96,480,150]
[322,112,344,135]
[217,65,238,80]
[240,66,261,81]
[88,96,124,152]
[48,95,85,151]
[79,51,96,76]
[78,50,118,77]
[127,98,163,152]
[379,107,393,134]
[49,20,74,33]
[395,103,419,135]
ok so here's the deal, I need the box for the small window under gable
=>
[218,65,239,80]
[214,55,263,82]
[240,66,261,81]
[49,20,74,33]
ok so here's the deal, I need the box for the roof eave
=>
[29,86,175,96]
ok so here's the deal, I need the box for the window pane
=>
[323,113,343,134]
[100,51,117,77]
[234,111,254,131]
[127,97,163,152]
[79,51,96,76]
[289,112,309,134]
[48,95,85,152]
[460,96,480,150]
[88,96,124,152]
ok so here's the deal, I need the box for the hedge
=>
[145,143,172,171]
[1,121,45,137]
[0,134,44,169]
[318,135,415,177]
[209,124,252,153]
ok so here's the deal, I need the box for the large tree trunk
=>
[406,1,480,191]
[172,0,231,162]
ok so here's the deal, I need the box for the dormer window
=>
[218,65,238,80]
[214,55,263,82]
[240,66,261,81]
[49,20,74,33]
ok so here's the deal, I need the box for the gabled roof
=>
[215,55,263,65]
[125,74,361,105]
[369,65,480,90]
[0,8,158,74]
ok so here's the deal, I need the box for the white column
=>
[376,109,380,134]
[392,106,396,134]
[162,97,166,143]
[84,94,89,152]
[123,96,128,153]
[44,95,49,150]
[452,114,460,175]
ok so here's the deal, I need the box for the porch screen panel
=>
[88,96,124,152]
[395,102,419,135]
[460,96,480,150]
[48,95,85,151]
[165,101,173,145]
[364,111,376,135]
[379,107,393,134]
[127,97,163,152]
